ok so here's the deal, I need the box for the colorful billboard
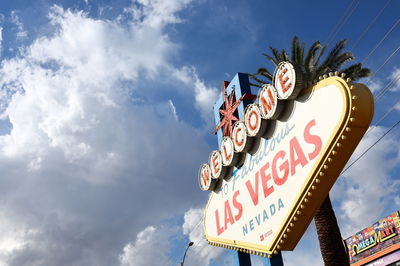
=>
[345,211,400,264]
[198,63,375,256]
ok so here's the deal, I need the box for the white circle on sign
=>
[209,150,223,179]
[274,61,296,99]
[198,164,212,191]
[258,84,278,119]
[220,137,234,166]
[232,121,247,152]
[244,104,262,137]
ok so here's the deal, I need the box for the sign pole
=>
[264,252,283,266]
[233,251,284,266]
[233,251,251,266]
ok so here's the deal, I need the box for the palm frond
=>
[249,74,269,86]
[282,49,290,62]
[298,40,305,65]
[249,82,262,88]
[256,67,273,81]
[304,41,322,73]
[269,46,283,63]
[254,37,370,86]
[322,39,347,69]
[314,45,327,67]
[341,63,372,80]
[263,53,278,66]
[291,36,300,63]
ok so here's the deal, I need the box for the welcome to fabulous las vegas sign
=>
[197,62,374,256]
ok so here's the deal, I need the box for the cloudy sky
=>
[0,0,399,265]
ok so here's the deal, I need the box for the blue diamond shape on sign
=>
[213,73,257,146]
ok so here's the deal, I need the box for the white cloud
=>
[168,99,179,121]
[331,125,400,237]
[0,26,2,54]
[172,66,218,124]
[10,11,27,40]
[0,2,214,265]
[127,0,193,29]
[366,78,382,93]
[395,101,400,111]
[390,67,400,92]
[182,208,224,265]
[119,226,173,266]
[282,222,323,266]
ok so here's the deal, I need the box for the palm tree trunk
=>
[314,195,349,266]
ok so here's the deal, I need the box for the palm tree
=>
[250,37,371,266]
[250,36,371,88]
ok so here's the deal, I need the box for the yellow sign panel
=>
[203,76,374,255]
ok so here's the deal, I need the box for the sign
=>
[198,64,374,256]
[345,211,400,264]
[364,249,400,266]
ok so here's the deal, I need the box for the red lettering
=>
[215,209,224,236]
[304,120,322,160]
[260,88,275,114]
[212,154,220,175]
[260,162,274,198]
[289,137,308,176]
[235,127,244,147]
[223,143,232,162]
[245,172,260,206]
[247,110,259,131]
[279,68,291,93]
[224,199,234,230]
[272,150,289,186]
[232,190,243,221]
[202,168,210,186]
[389,226,395,234]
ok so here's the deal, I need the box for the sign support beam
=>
[233,251,284,266]
[233,251,251,266]
[264,252,284,266]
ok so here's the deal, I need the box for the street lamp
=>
[180,241,194,266]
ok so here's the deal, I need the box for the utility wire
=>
[351,0,393,51]
[326,0,358,44]
[362,17,400,64]
[372,44,400,77]
[376,73,400,100]
[366,100,399,136]
[341,118,400,175]
[363,43,400,85]
[185,219,202,240]
[327,0,360,46]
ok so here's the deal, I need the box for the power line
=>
[366,100,399,136]
[362,17,400,64]
[375,72,400,100]
[326,0,358,44]
[351,0,393,51]
[372,44,400,77]
[185,219,202,241]
[341,117,400,175]
[363,43,400,85]
[327,0,360,46]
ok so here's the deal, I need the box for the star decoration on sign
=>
[213,82,246,137]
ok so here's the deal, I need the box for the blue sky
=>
[0,0,399,265]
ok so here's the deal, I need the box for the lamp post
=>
[180,241,194,266]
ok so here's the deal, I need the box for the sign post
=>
[198,64,374,264]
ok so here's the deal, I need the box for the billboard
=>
[345,211,400,265]
[198,64,374,256]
